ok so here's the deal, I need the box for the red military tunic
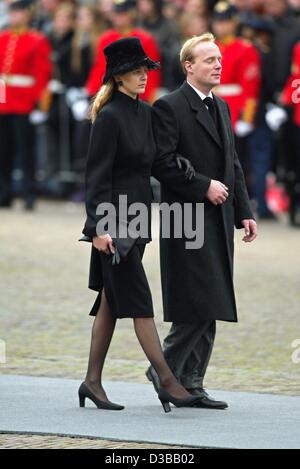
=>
[214,37,261,129]
[0,28,52,115]
[282,42,300,126]
[86,29,161,103]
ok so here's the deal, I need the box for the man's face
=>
[185,42,222,89]
[112,10,133,29]
[212,19,237,39]
[9,9,30,28]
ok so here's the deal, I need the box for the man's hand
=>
[206,180,229,205]
[241,219,257,242]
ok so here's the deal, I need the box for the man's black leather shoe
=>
[146,367,228,410]
[187,388,228,409]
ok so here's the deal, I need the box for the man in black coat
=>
[149,33,257,409]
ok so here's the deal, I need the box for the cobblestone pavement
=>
[0,433,192,449]
[1,200,300,396]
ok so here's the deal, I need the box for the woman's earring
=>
[117,81,123,87]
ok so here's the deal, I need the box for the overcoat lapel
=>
[213,93,232,181]
[180,81,222,149]
[213,93,235,277]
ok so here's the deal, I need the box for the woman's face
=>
[77,7,94,32]
[138,0,156,18]
[116,66,148,97]
[53,11,74,36]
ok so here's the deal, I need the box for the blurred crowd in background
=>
[1,0,300,225]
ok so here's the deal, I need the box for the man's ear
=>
[184,61,193,74]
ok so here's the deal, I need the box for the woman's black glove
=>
[176,156,196,181]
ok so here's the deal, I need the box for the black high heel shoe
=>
[146,367,202,413]
[158,388,202,413]
[78,382,124,410]
[146,366,160,393]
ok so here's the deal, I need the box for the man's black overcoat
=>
[151,81,254,323]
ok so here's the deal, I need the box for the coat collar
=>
[113,90,140,111]
[213,91,231,156]
[180,81,230,150]
[186,81,213,100]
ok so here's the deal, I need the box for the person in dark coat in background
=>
[137,0,179,90]
[264,0,300,95]
[79,37,203,413]
[147,33,258,410]
[47,2,75,177]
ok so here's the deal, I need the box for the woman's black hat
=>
[103,37,160,84]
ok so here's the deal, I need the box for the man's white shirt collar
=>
[187,81,213,103]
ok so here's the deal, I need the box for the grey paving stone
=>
[0,375,299,449]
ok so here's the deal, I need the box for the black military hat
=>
[113,0,137,13]
[212,1,239,21]
[103,37,160,84]
[8,0,34,10]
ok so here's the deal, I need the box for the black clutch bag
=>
[79,220,139,266]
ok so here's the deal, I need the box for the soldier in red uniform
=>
[281,42,300,225]
[282,42,300,126]
[211,1,261,189]
[85,0,161,104]
[212,2,261,134]
[0,0,52,209]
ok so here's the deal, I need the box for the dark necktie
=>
[203,96,218,128]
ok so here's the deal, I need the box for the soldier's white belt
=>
[213,84,242,97]
[0,74,36,87]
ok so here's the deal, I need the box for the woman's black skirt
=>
[90,243,154,319]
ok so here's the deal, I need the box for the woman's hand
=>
[92,234,115,254]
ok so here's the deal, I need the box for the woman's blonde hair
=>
[90,79,116,122]
[180,32,216,74]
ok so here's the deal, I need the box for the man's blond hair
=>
[180,33,216,75]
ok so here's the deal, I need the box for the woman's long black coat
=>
[151,81,254,324]
[82,91,155,294]
[82,90,195,299]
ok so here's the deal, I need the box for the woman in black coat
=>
[79,38,201,413]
